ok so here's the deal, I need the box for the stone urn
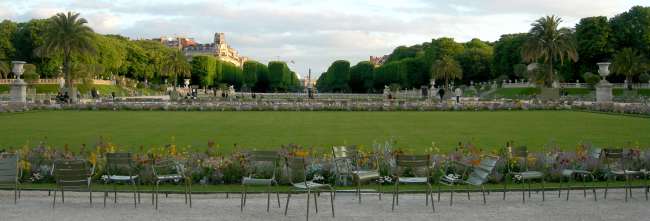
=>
[596,62,612,103]
[10,61,27,103]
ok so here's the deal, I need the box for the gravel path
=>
[0,189,648,221]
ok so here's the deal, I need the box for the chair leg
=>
[590,174,597,202]
[284,190,291,216]
[306,189,311,221]
[155,181,160,210]
[503,174,508,200]
[582,175,587,198]
[467,188,471,200]
[566,175,571,201]
[52,188,57,208]
[437,183,441,202]
[357,179,362,204]
[275,182,281,208]
[378,181,382,200]
[240,184,246,212]
[450,184,454,206]
[188,181,192,208]
[330,188,335,218]
[427,183,435,212]
[103,188,107,208]
[625,175,629,202]
[541,177,545,202]
[313,190,319,214]
[426,185,429,206]
[151,183,155,205]
[132,180,138,208]
[113,183,117,205]
[14,183,18,204]
[391,182,397,211]
[558,176,563,198]
[266,185,271,212]
[604,175,610,199]
[396,182,400,206]
[481,185,487,204]
[62,188,65,203]
[521,179,525,203]
[89,185,93,206]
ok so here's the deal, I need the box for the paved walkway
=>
[1,189,648,221]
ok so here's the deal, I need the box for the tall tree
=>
[611,48,647,88]
[39,12,96,102]
[0,61,10,78]
[242,61,258,89]
[325,60,351,92]
[0,20,17,61]
[610,6,650,57]
[431,56,462,89]
[575,16,613,75]
[161,50,190,91]
[492,33,527,78]
[522,15,578,87]
[349,61,374,93]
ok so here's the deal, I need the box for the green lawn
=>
[1,111,649,152]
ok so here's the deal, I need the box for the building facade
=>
[182,33,248,67]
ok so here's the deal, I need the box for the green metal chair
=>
[502,146,545,203]
[240,150,281,212]
[283,157,335,221]
[603,148,643,202]
[560,147,601,201]
[391,154,434,212]
[0,153,21,204]
[151,159,191,209]
[52,159,94,208]
[439,155,499,206]
[331,146,382,204]
[103,152,140,208]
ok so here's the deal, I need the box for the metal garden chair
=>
[502,146,545,203]
[391,154,434,212]
[104,152,140,208]
[602,148,643,202]
[331,146,382,204]
[283,157,335,221]
[240,150,281,212]
[52,159,94,208]
[0,153,21,204]
[151,159,191,209]
[439,155,499,206]
[559,147,601,201]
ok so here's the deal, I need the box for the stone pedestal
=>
[10,79,27,103]
[596,81,613,103]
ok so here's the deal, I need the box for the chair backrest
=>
[603,148,623,159]
[245,150,280,179]
[152,159,182,177]
[284,157,307,184]
[0,153,18,183]
[332,146,357,176]
[53,160,91,188]
[394,154,431,177]
[466,155,499,185]
[106,152,135,176]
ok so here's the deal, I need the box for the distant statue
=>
[228,85,236,98]
[383,85,391,99]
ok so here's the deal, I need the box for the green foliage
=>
[457,39,493,84]
[0,61,10,78]
[431,56,462,88]
[425,37,465,63]
[190,56,217,88]
[512,64,528,78]
[161,50,191,88]
[582,72,601,85]
[349,61,375,93]
[492,33,527,78]
[0,20,17,60]
[639,72,650,83]
[242,61,258,89]
[402,57,429,89]
[373,60,407,90]
[22,64,40,84]
[268,61,291,92]
[522,16,578,87]
[219,60,243,89]
[610,6,650,57]
[386,45,424,63]
[611,48,648,83]
[575,16,613,74]
[254,62,270,92]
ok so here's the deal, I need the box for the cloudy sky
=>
[1,0,647,77]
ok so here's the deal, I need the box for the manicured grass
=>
[1,111,649,152]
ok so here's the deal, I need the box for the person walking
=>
[454,87,463,104]
[438,88,445,101]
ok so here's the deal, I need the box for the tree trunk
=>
[63,48,77,104]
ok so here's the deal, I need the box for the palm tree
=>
[431,56,462,89]
[0,61,9,79]
[522,15,578,87]
[161,50,191,91]
[611,48,647,90]
[39,12,95,102]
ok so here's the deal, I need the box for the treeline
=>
[0,18,300,92]
[0,19,183,82]
[317,6,650,92]
[191,57,301,92]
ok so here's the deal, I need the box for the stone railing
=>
[0,78,115,85]
[503,82,650,89]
